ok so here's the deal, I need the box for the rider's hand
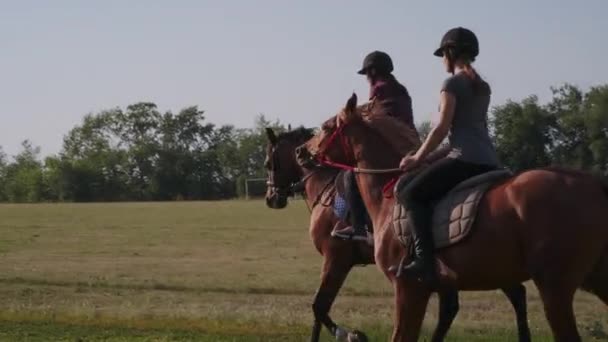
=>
[399,154,421,171]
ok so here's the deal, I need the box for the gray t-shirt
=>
[442,72,500,166]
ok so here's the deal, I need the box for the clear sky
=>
[1,0,606,156]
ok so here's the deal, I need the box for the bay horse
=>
[264,127,531,341]
[297,93,608,342]
[265,127,373,342]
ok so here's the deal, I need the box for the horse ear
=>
[343,93,359,122]
[266,127,278,145]
[346,93,358,110]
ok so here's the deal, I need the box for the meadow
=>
[0,200,606,341]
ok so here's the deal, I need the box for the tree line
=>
[0,83,606,203]
[0,103,284,202]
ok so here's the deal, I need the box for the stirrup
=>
[388,256,434,282]
[331,227,373,244]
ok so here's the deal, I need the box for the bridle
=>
[266,166,318,199]
[313,122,357,171]
[266,144,297,198]
[310,120,403,174]
[304,119,407,198]
[267,144,338,212]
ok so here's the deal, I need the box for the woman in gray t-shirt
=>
[389,27,500,280]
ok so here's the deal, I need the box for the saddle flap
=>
[391,169,513,251]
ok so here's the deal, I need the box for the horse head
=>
[264,126,315,209]
[297,93,414,173]
[295,93,361,166]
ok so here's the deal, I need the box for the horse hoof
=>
[347,330,369,342]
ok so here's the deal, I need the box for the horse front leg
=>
[392,279,431,342]
[310,319,322,342]
[311,249,353,341]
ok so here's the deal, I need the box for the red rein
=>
[315,123,399,198]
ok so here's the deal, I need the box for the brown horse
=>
[265,127,374,342]
[298,93,608,342]
[265,127,531,342]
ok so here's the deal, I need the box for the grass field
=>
[0,200,606,341]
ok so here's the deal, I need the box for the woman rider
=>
[332,50,415,241]
[392,28,500,279]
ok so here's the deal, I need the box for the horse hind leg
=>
[581,249,608,305]
[430,289,459,342]
[501,284,531,342]
[431,286,531,342]
[535,281,581,342]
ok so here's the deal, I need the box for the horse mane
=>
[319,103,371,131]
[314,101,421,157]
[277,126,316,143]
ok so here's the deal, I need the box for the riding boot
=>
[390,202,435,281]
[345,170,368,236]
[332,171,370,242]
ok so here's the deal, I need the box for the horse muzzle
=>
[265,187,288,209]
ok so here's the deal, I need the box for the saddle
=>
[391,169,513,250]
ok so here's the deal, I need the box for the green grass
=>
[0,320,560,341]
[0,319,561,342]
[0,200,606,341]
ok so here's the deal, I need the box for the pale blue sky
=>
[1,0,606,156]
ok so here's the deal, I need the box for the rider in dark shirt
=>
[332,51,415,242]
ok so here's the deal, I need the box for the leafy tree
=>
[115,103,162,199]
[3,141,45,202]
[0,147,7,201]
[152,106,217,199]
[491,96,554,171]
[61,111,130,201]
[547,84,588,170]
[583,86,608,178]
[547,84,608,179]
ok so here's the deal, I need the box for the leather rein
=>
[307,121,405,197]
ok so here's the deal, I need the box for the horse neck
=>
[300,166,335,207]
[351,133,403,223]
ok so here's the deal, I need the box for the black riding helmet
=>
[434,27,479,58]
[357,50,394,75]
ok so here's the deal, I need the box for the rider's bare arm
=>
[414,91,455,161]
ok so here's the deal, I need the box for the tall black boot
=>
[390,202,435,280]
[345,171,367,236]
